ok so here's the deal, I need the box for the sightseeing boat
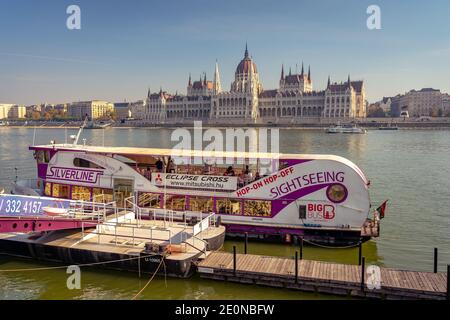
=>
[9,137,380,247]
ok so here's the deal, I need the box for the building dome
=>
[235,45,258,74]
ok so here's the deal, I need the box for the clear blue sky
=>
[0,0,449,105]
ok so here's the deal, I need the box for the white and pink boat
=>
[11,137,380,246]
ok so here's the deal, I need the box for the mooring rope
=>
[132,254,166,300]
[0,253,159,272]
[300,238,362,249]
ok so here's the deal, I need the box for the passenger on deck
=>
[203,162,212,174]
[238,173,245,188]
[146,166,152,180]
[224,166,235,176]
[167,157,175,173]
[243,165,253,184]
[254,172,261,181]
[155,158,164,173]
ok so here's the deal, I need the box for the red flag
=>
[375,200,388,219]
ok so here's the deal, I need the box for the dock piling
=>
[433,247,438,273]
[361,257,366,292]
[244,232,248,254]
[233,245,237,276]
[295,251,299,284]
[358,240,362,265]
[299,237,303,260]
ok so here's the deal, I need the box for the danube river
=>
[0,127,449,299]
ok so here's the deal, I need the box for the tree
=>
[367,105,386,117]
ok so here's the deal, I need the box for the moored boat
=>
[326,123,366,134]
[9,134,381,247]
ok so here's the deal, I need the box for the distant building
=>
[54,103,68,113]
[113,102,131,120]
[442,94,450,116]
[68,100,114,120]
[141,45,367,124]
[0,104,26,119]
[129,100,146,120]
[379,97,392,114]
[398,88,442,117]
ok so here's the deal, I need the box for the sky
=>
[0,0,449,105]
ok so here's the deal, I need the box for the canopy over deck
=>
[30,143,368,183]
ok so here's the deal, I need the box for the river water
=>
[0,127,449,299]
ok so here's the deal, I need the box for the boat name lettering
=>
[47,167,103,184]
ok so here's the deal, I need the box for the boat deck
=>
[0,212,225,261]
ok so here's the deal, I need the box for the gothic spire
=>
[348,74,351,88]
[147,87,151,98]
[327,75,331,88]
[203,72,207,85]
[289,67,292,76]
[308,65,311,81]
[244,42,249,58]
[301,62,304,76]
[188,73,192,86]
[214,60,222,94]
[280,64,284,80]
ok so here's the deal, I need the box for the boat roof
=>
[29,143,368,182]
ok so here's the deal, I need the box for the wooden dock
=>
[197,252,449,300]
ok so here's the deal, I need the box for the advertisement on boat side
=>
[0,194,71,216]
[225,158,370,229]
[151,173,238,191]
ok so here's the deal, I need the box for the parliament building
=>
[139,45,367,125]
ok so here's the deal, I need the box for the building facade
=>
[442,94,450,116]
[113,102,131,120]
[0,104,26,119]
[68,100,114,120]
[398,88,443,117]
[142,46,366,124]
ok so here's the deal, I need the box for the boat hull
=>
[224,223,367,247]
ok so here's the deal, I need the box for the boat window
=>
[190,196,213,213]
[71,186,91,201]
[299,205,307,219]
[138,192,161,208]
[73,158,104,169]
[244,200,271,217]
[44,182,52,196]
[35,150,51,164]
[165,195,186,211]
[52,184,70,199]
[93,188,114,203]
[217,199,242,215]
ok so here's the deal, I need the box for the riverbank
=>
[2,118,450,130]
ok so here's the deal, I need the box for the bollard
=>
[361,257,366,292]
[295,251,299,284]
[244,232,248,254]
[358,241,362,266]
[299,237,303,260]
[433,248,438,273]
[233,245,237,276]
